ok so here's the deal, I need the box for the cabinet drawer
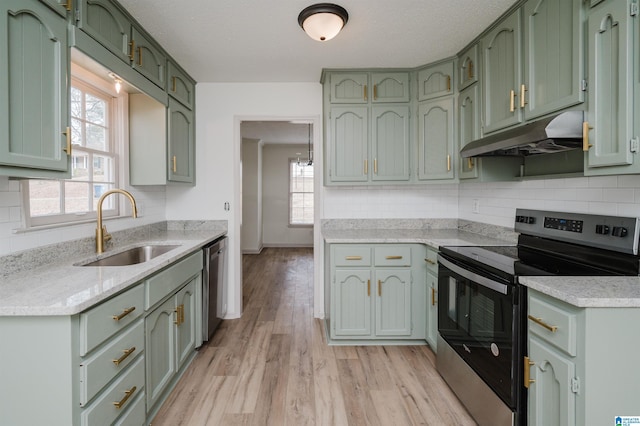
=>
[79,320,144,406]
[374,246,411,266]
[81,356,145,426]
[425,248,438,272]
[113,390,145,426]
[528,293,578,356]
[80,284,144,356]
[145,251,203,309]
[333,246,371,266]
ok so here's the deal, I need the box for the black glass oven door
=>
[438,255,520,408]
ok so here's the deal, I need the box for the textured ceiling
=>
[117,0,516,83]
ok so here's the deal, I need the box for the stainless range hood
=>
[460,111,584,157]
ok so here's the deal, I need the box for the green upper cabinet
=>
[371,106,410,181]
[371,72,410,102]
[482,9,523,134]
[328,106,369,182]
[41,0,72,17]
[329,73,369,103]
[417,61,454,101]
[417,97,456,181]
[131,27,167,89]
[585,0,636,173]
[0,0,70,177]
[458,44,479,90]
[168,97,195,183]
[458,84,481,179]
[78,0,132,64]
[167,60,196,110]
[523,0,584,121]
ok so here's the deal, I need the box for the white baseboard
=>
[262,243,314,248]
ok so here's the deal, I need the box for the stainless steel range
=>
[436,209,640,426]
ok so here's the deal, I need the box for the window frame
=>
[288,157,314,227]
[22,65,126,229]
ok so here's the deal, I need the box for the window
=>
[25,74,121,227]
[289,159,314,226]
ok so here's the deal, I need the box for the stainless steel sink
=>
[80,244,181,266]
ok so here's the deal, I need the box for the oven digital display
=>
[544,216,584,233]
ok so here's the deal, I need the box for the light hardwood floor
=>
[151,247,476,425]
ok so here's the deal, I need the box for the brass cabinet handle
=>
[509,89,516,112]
[524,356,535,389]
[467,158,474,170]
[364,85,368,101]
[64,0,72,11]
[172,155,177,173]
[468,61,474,80]
[424,258,436,265]
[112,306,135,321]
[528,314,558,332]
[583,121,593,151]
[431,287,436,306]
[128,40,135,62]
[520,84,527,108]
[374,158,378,174]
[174,304,184,325]
[137,46,143,66]
[113,386,137,409]
[364,159,368,175]
[447,154,451,171]
[446,75,451,92]
[385,255,402,260]
[172,76,177,92]
[112,347,136,366]
[373,84,378,100]
[378,280,382,297]
[345,256,362,260]
[62,127,71,155]
[367,279,371,297]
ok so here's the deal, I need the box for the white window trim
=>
[288,157,314,228]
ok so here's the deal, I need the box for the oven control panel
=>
[515,209,640,255]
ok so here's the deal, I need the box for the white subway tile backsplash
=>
[603,188,635,203]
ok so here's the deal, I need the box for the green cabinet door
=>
[523,0,584,120]
[482,9,523,134]
[329,106,369,183]
[334,269,372,337]
[42,0,71,16]
[167,60,195,110]
[175,278,197,371]
[458,84,481,179]
[528,336,577,426]
[371,105,410,181]
[585,0,635,171]
[0,0,70,175]
[132,27,167,89]
[371,72,410,103]
[417,62,454,101]
[78,0,132,64]
[145,296,177,412]
[329,73,368,103]
[426,269,438,350]
[168,97,195,183]
[375,269,412,337]
[417,97,455,181]
[458,44,479,90]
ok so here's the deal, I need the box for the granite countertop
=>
[520,276,640,308]
[0,223,226,316]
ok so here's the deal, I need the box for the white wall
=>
[241,138,263,253]
[459,175,640,227]
[262,144,314,247]
[165,82,324,319]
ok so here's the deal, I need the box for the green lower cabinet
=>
[328,244,426,343]
[527,289,640,426]
[425,269,438,350]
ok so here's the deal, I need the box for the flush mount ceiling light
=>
[298,3,348,42]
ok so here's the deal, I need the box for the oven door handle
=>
[438,256,509,295]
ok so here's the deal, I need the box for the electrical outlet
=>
[472,199,480,214]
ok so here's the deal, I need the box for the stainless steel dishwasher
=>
[203,236,227,341]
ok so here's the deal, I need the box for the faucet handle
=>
[103,225,112,243]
